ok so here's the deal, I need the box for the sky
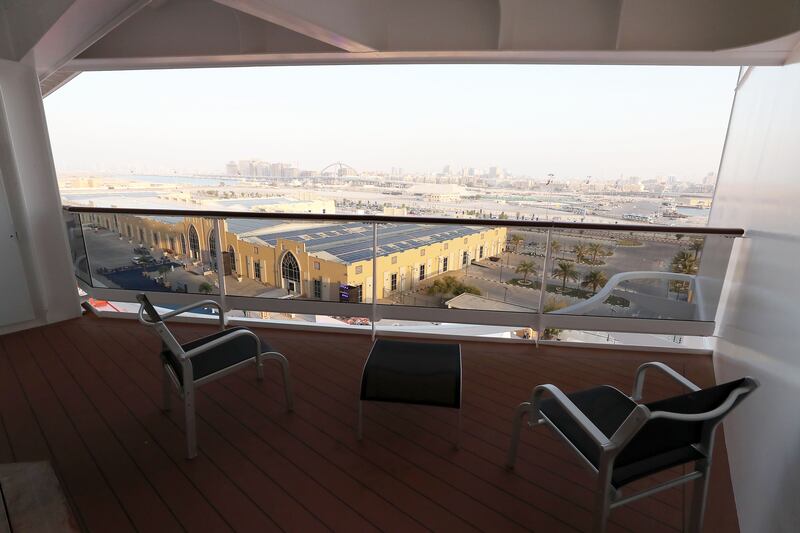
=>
[43,64,739,180]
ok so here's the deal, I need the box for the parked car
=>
[133,255,156,265]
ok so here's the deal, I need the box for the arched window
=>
[281,252,300,293]
[208,229,217,269]
[180,234,187,255]
[228,246,237,272]
[188,225,200,260]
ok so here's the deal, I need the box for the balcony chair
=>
[506,362,758,533]
[136,293,294,459]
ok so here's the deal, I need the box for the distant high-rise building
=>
[255,161,271,177]
[225,161,239,176]
[238,159,257,177]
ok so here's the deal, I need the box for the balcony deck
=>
[0,315,738,532]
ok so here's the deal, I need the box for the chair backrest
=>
[136,293,184,358]
[620,377,758,464]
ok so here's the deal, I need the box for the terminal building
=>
[82,212,507,303]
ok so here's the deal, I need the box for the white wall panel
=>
[710,64,800,533]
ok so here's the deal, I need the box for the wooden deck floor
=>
[0,315,739,532]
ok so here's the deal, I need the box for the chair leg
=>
[593,462,613,533]
[184,385,197,459]
[256,353,264,381]
[261,352,294,412]
[357,400,363,440]
[687,460,712,533]
[454,408,462,450]
[162,367,172,412]
[506,402,532,469]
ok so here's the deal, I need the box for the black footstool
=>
[358,338,462,447]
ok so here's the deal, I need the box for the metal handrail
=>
[62,205,744,235]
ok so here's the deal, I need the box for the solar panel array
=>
[240,222,485,264]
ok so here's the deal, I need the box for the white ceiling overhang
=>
[3,0,799,96]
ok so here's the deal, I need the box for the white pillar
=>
[0,59,81,334]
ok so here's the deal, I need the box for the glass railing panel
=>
[79,211,220,295]
[375,223,546,313]
[64,206,743,336]
[64,211,91,286]
[542,229,730,320]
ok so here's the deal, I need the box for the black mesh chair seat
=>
[539,379,750,488]
[162,326,269,384]
[360,339,461,408]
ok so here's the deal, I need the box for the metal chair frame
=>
[506,361,757,533]
[137,295,294,459]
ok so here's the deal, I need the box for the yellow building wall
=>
[345,227,507,302]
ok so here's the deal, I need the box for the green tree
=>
[541,299,568,340]
[572,243,589,263]
[550,240,562,260]
[427,275,481,303]
[509,234,525,253]
[514,260,538,283]
[198,282,214,294]
[587,242,605,263]
[689,239,705,260]
[676,233,684,241]
[670,250,699,294]
[581,269,608,294]
[671,250,699,275]
[552,260,580,291]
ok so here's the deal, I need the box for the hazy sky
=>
[44,64,739,180]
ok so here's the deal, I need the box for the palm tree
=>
[509,234,524,253]
[550,240,562,260]
[587,242,605,263]
[572,243,589,264]
[670,250,699,295]
[689,239,704,260]
[581,269,608,294]
[514,260,538,283]
[552,260,580,292]
[671,250,699,275]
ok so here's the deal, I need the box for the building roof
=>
[445,293,536,313]
[241,222,488,264]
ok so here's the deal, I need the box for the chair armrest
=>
[632,362,700,401]
[184,328,261,359]
[531,384,610,447]
[139,299,225,330]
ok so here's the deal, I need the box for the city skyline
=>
[44,64,739,180]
